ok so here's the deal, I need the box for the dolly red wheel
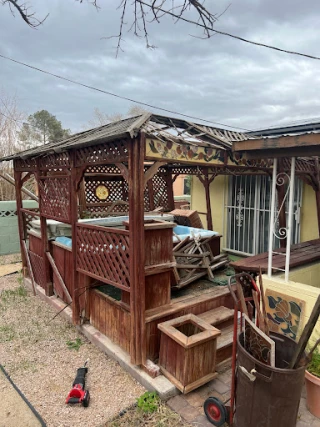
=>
[204,397,227,426]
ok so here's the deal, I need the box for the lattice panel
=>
[86,204,129,218]
[83,170,169,215]
[170,165,201,175]
[38,176,71,222]
[143,187,151,212]
[76,225,130,289]
[75,140,129,167]
[14,158,37,172]
[29,250,46,289]
[85,179,127,204]
[85,165,122,174]
[151,174,170,210]
[38,153,71,171]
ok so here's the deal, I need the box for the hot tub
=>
[173,225,218,243]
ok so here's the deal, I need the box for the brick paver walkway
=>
[167,364,320,426]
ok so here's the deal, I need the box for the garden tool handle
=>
[239,366,256,382]
[239,366,273,383]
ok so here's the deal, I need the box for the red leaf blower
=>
[66,360,90,407]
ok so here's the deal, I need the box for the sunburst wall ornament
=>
[95,184,109,200]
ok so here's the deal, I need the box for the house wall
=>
[278,262,320,288]
[262,272,320,345]
[300,182,318,242]
[191,175,227,237]
[173,175,186,196]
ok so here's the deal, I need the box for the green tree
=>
[19,110,70,148]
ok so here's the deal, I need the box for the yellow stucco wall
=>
[191,175,227,241]
[263,273,320,345]
[300,182,318,242]
[278,262,320,288]
[173,175,186,197]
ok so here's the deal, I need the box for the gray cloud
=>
[0,0,320,133]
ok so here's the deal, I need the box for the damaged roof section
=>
[0,113,248,162]
[142,114,247,149]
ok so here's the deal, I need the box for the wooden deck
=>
[230,238,320,274]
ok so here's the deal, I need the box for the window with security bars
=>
[225,175,302,256]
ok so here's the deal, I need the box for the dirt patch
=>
[0,272,145,427]
[0,253,21,266]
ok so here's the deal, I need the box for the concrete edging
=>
[24,278,179,400]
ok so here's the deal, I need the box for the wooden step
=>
[198,306,234,329]
[198,307,235,365]
[216,324,234,365]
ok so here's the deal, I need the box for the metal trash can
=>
[235,332,305,427]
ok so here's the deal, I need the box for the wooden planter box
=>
[158,314,221,393]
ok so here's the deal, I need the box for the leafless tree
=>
[85,105,147,129]
[0,90,37,201]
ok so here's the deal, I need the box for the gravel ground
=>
[0,272,145,427]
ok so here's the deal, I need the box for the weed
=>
[137,391,159,413]
[107,398,188,426]
[224,267,235,276]
[1,285,27,303]
[308,349,320,378]
[17,270,24,285]
[66,337,83,351]
[0,325,15,342]
[213,277,228,286]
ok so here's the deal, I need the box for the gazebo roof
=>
[1,113,248,162]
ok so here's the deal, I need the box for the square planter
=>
[158,313,221,393]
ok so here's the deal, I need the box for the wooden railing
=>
[76,223,130,291]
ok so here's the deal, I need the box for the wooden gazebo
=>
[1,112,319,374]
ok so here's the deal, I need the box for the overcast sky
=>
[1,0,320,133]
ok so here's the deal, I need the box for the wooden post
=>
[129,133,146,365]
[71,154,82,324]
[36,169,53,296]
[205,172,214,231]
[147,180,155,211]
[40,214,53,296]
[197,170,214,230]
[13,169,27,271]
[78,178,87,218]
[165,168,175,211]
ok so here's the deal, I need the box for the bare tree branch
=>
[2,0,320,61]
[109,0,218,51]
[1,0,48,28]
